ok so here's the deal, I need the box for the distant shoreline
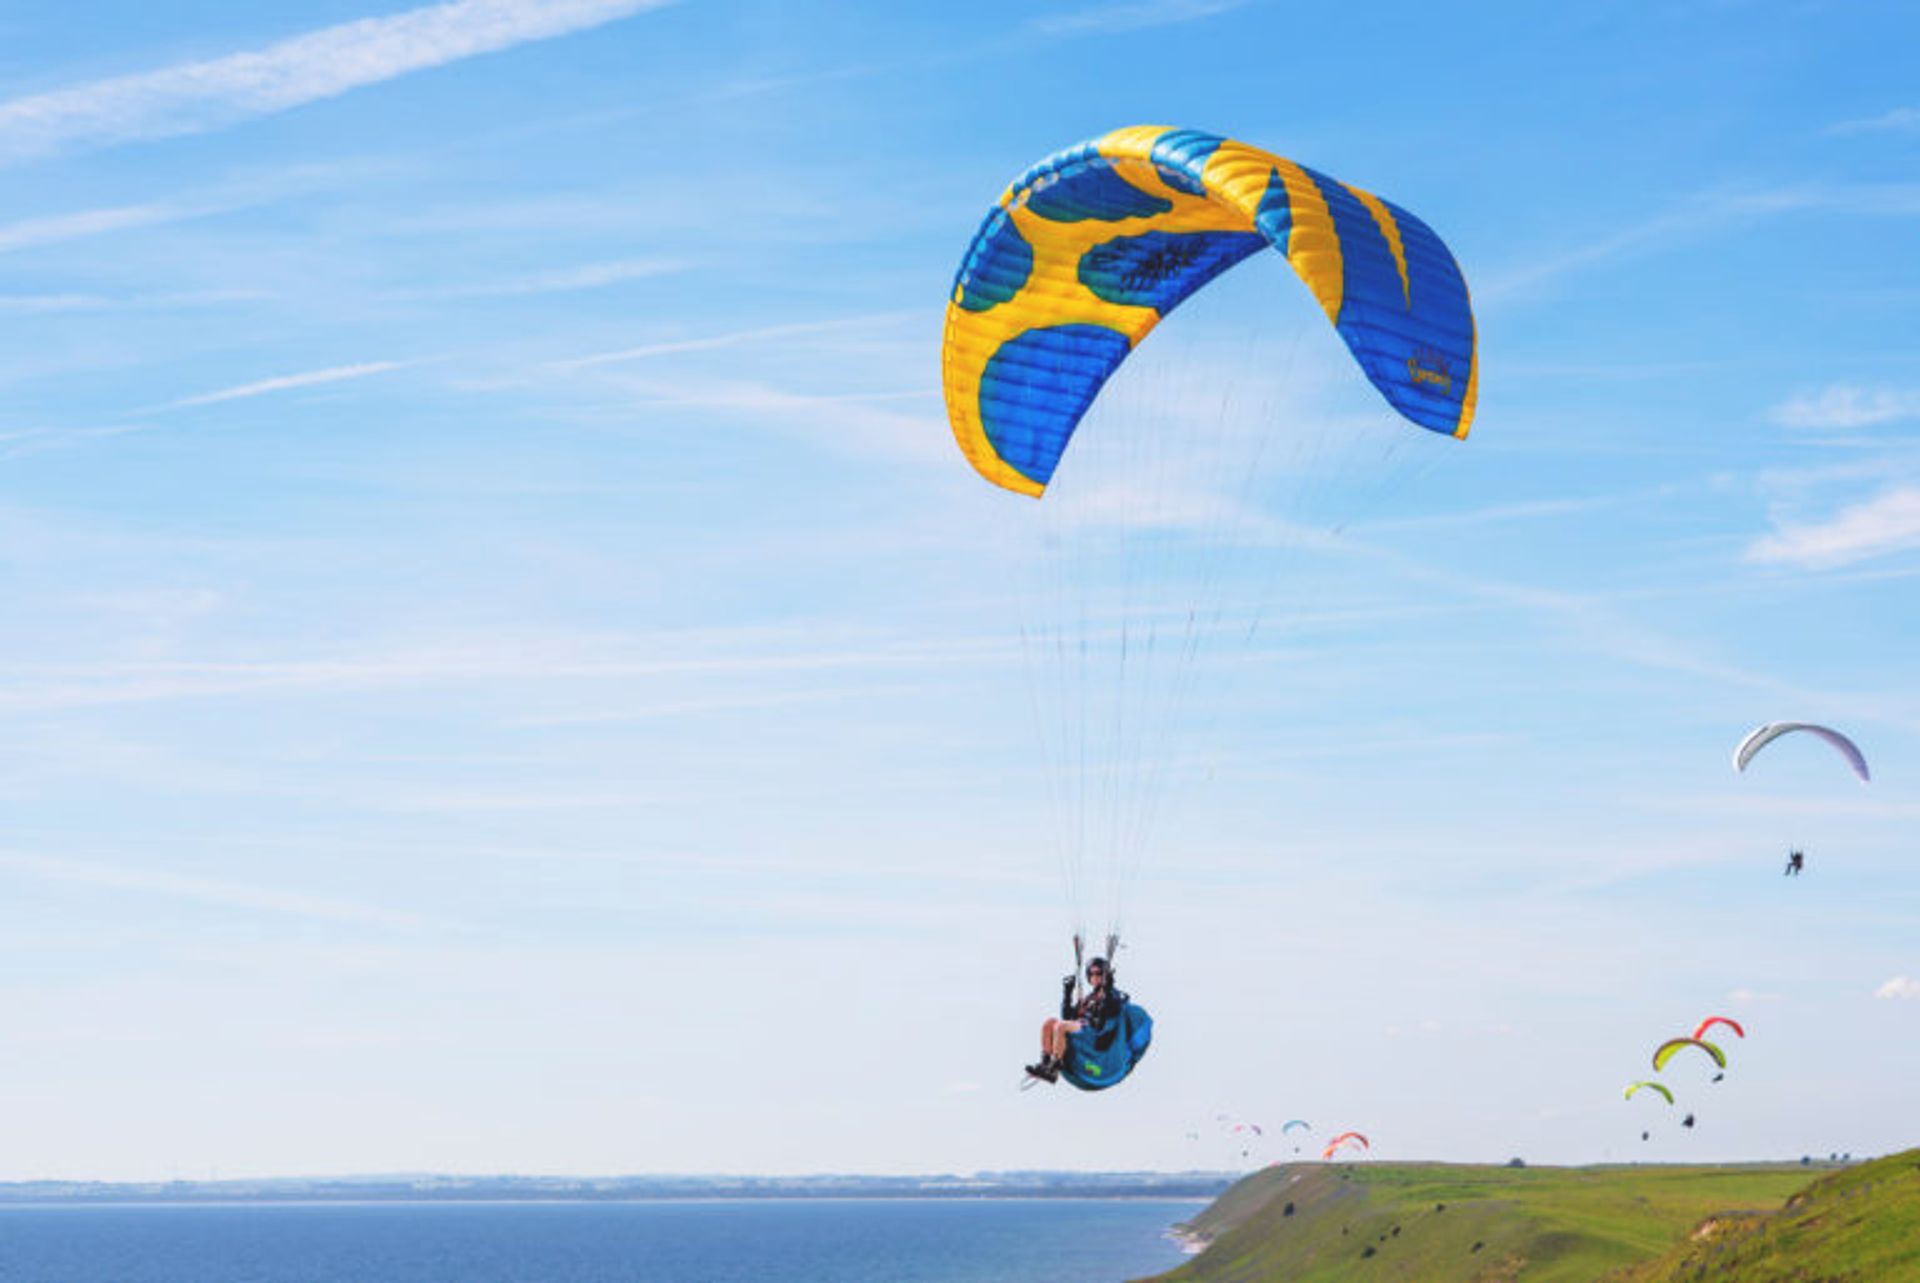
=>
[0,1174,1232,1207]
[0,1195,1218,1209]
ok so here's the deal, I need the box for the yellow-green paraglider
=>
[1652,1038,1726,1073]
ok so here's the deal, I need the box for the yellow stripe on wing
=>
[1347,185,1411,307]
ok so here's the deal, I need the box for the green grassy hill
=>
[1149,1154,1917,1283]
[1615,1148,1920,1282]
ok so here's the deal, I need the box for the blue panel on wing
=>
[978,324,1134,487]
[1005,140,1101,204]
[1308,168,1465,436]
[1023,162,1173,224]
[1387,197,1476,428]
[953,207,1033,313]
[1250,167,1293,256]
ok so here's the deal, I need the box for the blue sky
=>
[1,0,1917,1180]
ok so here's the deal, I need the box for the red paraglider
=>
[1322,1132,1369,1160]
[1692,1016,1745,1042]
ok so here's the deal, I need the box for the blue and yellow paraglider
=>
[943,125,1478,497]
[950,129,1478,1095]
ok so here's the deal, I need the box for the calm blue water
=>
[0,1198,1197,1283]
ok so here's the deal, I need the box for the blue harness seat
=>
[1060,1001,1152,1091]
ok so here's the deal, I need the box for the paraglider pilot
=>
[1785,850,1804,877]
[1026,957,1124,1084]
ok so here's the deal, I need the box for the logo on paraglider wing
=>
[1116,239,1204,292]
[1406,347,1454,398]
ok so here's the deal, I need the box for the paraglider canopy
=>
[1692,1016,1745,1042]
[1733,723,1869,783]
[943,126,1478,497]
[1624,1081,1675,1104]
[1652,1037,1726,1073]
[1322,1131,1370,1160]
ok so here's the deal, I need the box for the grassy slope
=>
[1152,1160,1832,1283]
[1616,1147,1920,1282]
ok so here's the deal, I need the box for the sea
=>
[0,1197,1199,1283]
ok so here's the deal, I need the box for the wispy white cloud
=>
[546,311,920,372]
[0,850,433,930]
[0,628,1018,714]
[1360,488,1676,534]
[0,202,212,253]
[1749,486,1920,569]
[0,0,673,165]
[1482,183,1920,304]
[0,289,269,313]
[1642,791,1920,825]
[0,155,394,254]
[1830,107,1920,136]
[1028,0,1247,36]
[1044,472,1300,538]
[515,686,889,727]
[1752,451,1920,503]
[1874,975,1920,1000]
[1325,530,1920,729]
[390,257,689,301]
[1770,384,1920,430]
[606,373,951,467]
[157,360,416,411]
[0,425,146,461]
[1479,188,1818,302]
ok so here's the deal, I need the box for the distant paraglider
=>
[1652,1038,1727,1073]
[1692,1017,1745,1042]
[1733,723,1869,782]
[1322,1132,1369,1161]
[1631,1017,1748,1141]
[1734,723,1866,878]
